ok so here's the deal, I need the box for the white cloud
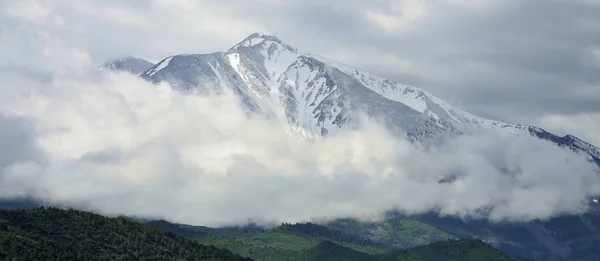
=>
[2,0,265,63]
[5,0,52,24]
[365,0,426,32]
[72,2,149,28]
[1,0,600,228]
[0,50,599,227]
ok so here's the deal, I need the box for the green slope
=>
[286,239,514,261]
[300,241,377,261]
[148,220,515,261]
[326,214,579,261]
[327,218,456,248]
[148,221,389,259]
[0,207,253,261]
[388,240,515,261]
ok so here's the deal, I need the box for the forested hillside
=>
[0,207,517,261]
[148,219,516,261]
[0,207,253,261]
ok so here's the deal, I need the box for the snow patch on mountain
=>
[278,57,347,136]
[145,56,173,77]
[310,53,528,137]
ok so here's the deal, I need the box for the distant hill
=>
[0,207,253,261]
[147,220,389,260]
[0,198,41,210]
[301,241,376,261]
[388,240,516,261]
[327,213,600,261]
[147,219,515,261]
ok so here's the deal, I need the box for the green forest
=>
[147,217,515,261]
[0,207,515,261]
[0,207,252,261]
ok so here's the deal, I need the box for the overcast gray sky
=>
[3,0,600,145]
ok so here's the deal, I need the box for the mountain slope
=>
[138,33,600,162]
[0,207,253,261]
[529,126,600,166]
[388,239,516,261]
[327,212,600,261]
[102,56,154,75]
[140,33,463,140]
[147,220,389,259]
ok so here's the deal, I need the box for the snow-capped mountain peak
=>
[227,32,299,54]
[139,32,537,137]
[136,32,600,163]
[226,33,303,88]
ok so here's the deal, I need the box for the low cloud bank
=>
[0,65,599,227]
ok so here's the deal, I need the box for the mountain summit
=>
[227,32,298,53]
[138,33,599,163]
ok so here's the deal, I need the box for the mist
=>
[0,62,599,227]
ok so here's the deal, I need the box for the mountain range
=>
[106,32,599,165]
